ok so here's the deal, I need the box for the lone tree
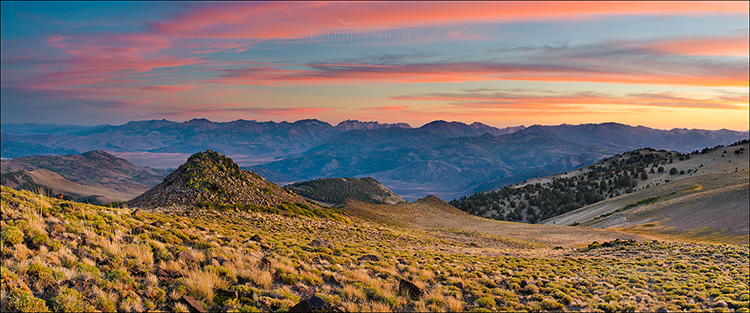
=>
[669,167,678,175]
[658,167,664,173]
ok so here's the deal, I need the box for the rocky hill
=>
[285,177,405,205]
[128,150,307,208]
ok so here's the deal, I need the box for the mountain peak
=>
[128,150,305,208]
[335,120,411,131]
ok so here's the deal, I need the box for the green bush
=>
[4,288,51,312]
[51,287,95,312]
[1,226,24,245]
[474,296,496,309]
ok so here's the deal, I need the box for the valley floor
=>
[2,187,748,312]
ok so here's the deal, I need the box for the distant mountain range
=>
[1,119,747,200]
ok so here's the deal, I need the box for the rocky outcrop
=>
[128,150,306,208]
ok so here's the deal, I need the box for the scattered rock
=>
[260,257,272,270]
[357,254,380,262]
[163,268,185,278]
[75,248,93,260]
[288,295,339,312]
[292,285,314,296]
[60,202,76,210]
[398,279,422,300]
[181,295,207,313]
[309,238,331,248]
[251,234,262,242]
[178,251,196,264]
[215,256,229,265]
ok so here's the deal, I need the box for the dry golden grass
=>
[1,186,748,313]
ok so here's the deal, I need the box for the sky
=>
[1,1,748,130]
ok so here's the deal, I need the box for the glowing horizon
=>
[1,1,748,131]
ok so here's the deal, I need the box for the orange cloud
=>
[391,90,748,111]
[645,34,749,57]
[151,2,747,40]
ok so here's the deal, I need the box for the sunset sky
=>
[1,1,748,130]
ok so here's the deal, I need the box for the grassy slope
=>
[339,196,651,248]
[2,186,748,312]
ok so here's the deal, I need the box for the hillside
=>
[128,150,309,208]
[542,171,749,245]
[1,169,141,204]
[285,177,405,205]
[1,150,169,194]
[452,140,749,223]
[338,196,649,248]
[3,184,748,312]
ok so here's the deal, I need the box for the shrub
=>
[474,296,496,309]
[3,288,51,312]
[51,287,95,312]
[1,226,24,245]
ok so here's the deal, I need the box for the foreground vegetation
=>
[2,186,748,312]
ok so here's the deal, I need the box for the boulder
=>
[309,238,331,248]
[357,254,380,262]
[288,295,339,312]
[215,288,238,300]
[251,234,262,242]
[178,251,197,264]
[181,295,207,313]
[398,279,422,300]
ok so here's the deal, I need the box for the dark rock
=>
[151,221,163,228]
[163,268,185,278]
[178,251,196,264]
[215,288,238,300]
[399,279,422,300]
[357,254,380,262]
[71,280,87,293]
[553,246,565,250]
[251,234,262,242]
[60,203,76,210]
[131,208,140,217]
[292,285,314,296]
[181,295,207,313]
[309,238,331,248]
[656,307,669,313]
[215,256,229,265]
[76,248,93,260]
[260,257,272,269]
[288,295,339,312]
[132,226,145,235]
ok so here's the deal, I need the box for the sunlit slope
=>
[543,171,749,244]
[339,196,649,248]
